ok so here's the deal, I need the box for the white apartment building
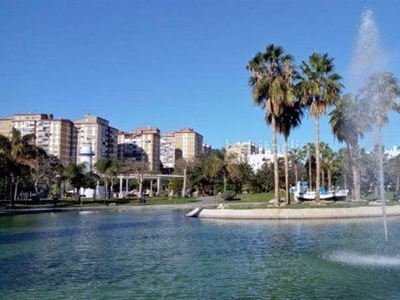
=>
[74,114,118,167]
[160,131,175,169]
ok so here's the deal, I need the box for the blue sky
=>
[1,0,400,151]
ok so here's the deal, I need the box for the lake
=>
[1,209,400,299]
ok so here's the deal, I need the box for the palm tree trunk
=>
[327,169,332,191]
[284,136,290,205]
[308,147,312,191]
[315,116,320,202]
[181,166,187,198]
[272,119,279,207]
[350,145,361,201]
[223,174,227,192]
[13,178,20,201]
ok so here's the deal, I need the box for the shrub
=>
[220,190,236,200]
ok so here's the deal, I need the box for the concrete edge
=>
[186,205,400,220]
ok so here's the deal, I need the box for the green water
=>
[1,210,400,299]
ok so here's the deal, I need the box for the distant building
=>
[225,141,257,162]
[0,112,214,172]
[0,113,77,165]
[385,146,400,159]
[174,128,203,161]
[74,114,118,166]
[160,128,205,169]
[160,131,176,169]
[118,127,161,171]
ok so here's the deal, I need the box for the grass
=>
[3,191,398,210]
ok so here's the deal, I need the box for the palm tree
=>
[65,162,86,205]
[94,157,120,199]
[298,53,342,202]
[303,143,315,190]
[247,44,296,206]
[288,146,306,185]
[319,142,336,190]
[0,129,42,204]
[360,72,400,213]
[329,94,368,200]
[274,101,303,204]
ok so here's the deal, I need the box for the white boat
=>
[291,181,349,202]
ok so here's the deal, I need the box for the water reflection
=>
[1,211,400,299]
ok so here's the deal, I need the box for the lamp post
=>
[9,173,14,207]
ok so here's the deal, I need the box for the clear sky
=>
[1,0,399,151]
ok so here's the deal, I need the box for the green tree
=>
[247,44,296,206]
[274,101,303,204]
[302,143,315,190]
[386,154,400,199]
[186,154,209,196]
[94,158,120,199]
[0,129,42,204]
[65,163,86,205]
[329,94,370,200]
[360,72,400,206]
[288,146,306,185]
[298,53,342,201]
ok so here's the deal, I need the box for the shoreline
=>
[2,200,400,220]
[186,205,400,220]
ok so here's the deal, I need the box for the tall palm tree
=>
[319,142,334,190]
[94,157,120,199]
[273,101,303,204]
[298,53,342,202]
[65,162,86,205]
[247,44,296,206]
[303,143,315,190]
[329,94,368,200]
[1,129,41,204]
[360,72,400,216]
[204,149,228,193]
[288,146,306,184]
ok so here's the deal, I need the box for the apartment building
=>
[0,113,77,165]
[173,128,203,161]
[1,112,210,172]
[74,114,118,166]
[160,128,205,169]
[225,141,257,162]
[160,131,175,169]
[118,127,161,171]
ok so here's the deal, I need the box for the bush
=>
[220,190,236,200]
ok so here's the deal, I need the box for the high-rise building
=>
[160,131,176,169]
[160,128,205,169]
[74,114,118,166]
[118,127,161,171]
[0,113,77,165]
[48,118,77,165]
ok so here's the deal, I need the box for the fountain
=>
[350,8,393,241]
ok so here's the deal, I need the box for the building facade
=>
[160,131,176,169]
[0,113,77,165]
[118,127,161,172]
[173,128,203,162]
[74,114,118,167]
[225,141,257,162]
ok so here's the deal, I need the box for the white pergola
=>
[116,174,184,198]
